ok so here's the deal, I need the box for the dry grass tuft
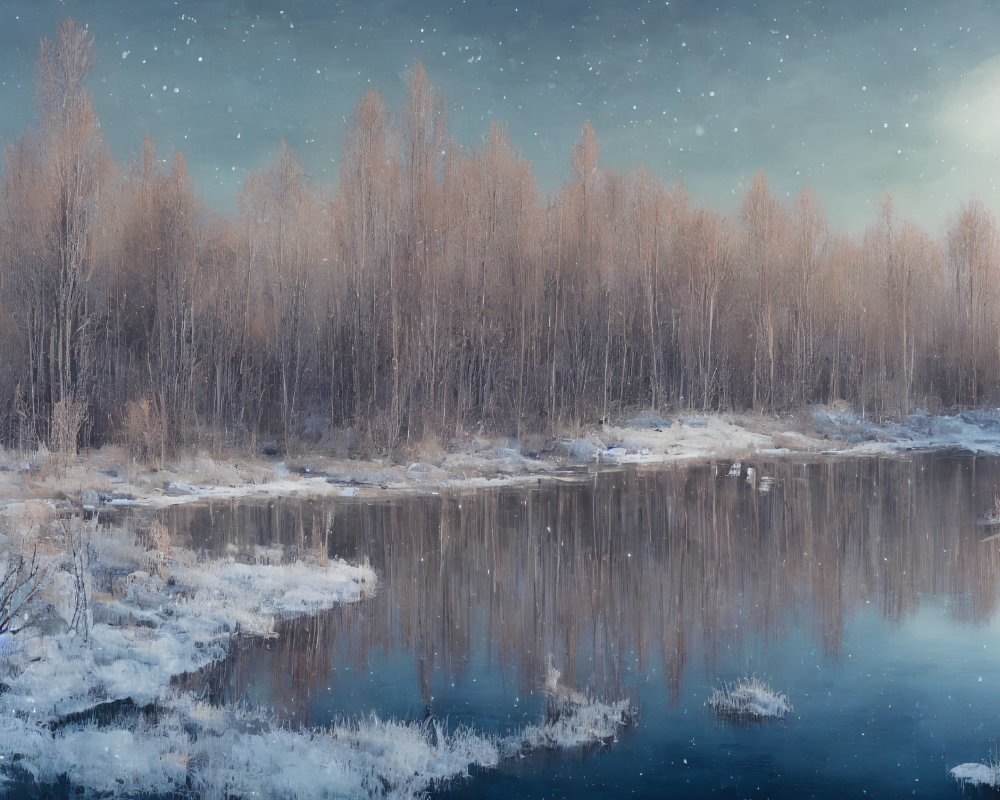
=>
[124,398,167,469]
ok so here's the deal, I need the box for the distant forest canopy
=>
[1,20,998,457]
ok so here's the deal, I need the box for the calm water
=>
[165,453,1000,798]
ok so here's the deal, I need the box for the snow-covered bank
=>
[0,699,500,799]
[1,639,634,798]
[7,406,1000,517]
[599,407,1000,466]
[0,687,634,799]
[0,512,635,798]
[1,522,376,720]
[0,414,807,515]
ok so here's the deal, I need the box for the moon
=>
[941,54,1000,158]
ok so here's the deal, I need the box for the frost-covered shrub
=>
[951,760,1000,788]
[89,523,147,574]
[505,695,635,755]
[708,676,791,721]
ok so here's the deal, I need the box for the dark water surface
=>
[164,453,1000,798]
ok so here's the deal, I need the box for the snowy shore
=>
[7,406,1000,517]
[0,515,382,794]
[0,514,633,797]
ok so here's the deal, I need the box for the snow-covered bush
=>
[951,760,1000,788]
[707,676,791,721]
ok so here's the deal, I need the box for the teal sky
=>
[2,1,1000,233]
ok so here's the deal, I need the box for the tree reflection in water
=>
[169,453,1000,725]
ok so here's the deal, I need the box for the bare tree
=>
[3,37,1000,451]
[948,199,999,405]
[0,20,108,448]
[0,547,48,636]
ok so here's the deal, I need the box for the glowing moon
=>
[941,54,1000,156]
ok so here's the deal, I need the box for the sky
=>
[1,0,1000,233]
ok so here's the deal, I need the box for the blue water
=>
[176,452,1000,797]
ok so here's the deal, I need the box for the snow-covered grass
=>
[504,656,635,754]
[0,656,634,799]
[0,510,635,798]
[506,695,634,755]
[90,520,151,572]
[594,415,800,467]
[191,713,504,800]
[707,676,792,721]
[0,513,376,721]
[0,703,500,800]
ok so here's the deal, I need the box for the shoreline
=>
[3,403,1000,523]
[0,410,844,515]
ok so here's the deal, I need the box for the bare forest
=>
[2,22,998,457]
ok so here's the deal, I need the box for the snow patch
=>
[597,415,783,466]
[623,411,671,430]
[812,408,1000,454]
[2,549,375,719]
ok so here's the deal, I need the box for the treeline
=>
[2,21,1000,456]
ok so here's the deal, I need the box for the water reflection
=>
[168,453,1000,725]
